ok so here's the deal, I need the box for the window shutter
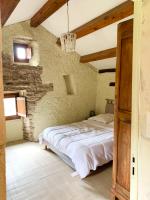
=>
[16,97,27,117]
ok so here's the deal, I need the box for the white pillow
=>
[88,113,114,124]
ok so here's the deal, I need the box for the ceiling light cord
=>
[60,0,76,52]
[67,0,70,33]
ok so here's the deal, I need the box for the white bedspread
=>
[39,120,114,178]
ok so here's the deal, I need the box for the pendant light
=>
[60,0,76,53]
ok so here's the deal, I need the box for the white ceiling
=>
[6,0,48,25]
[5,0,133,70]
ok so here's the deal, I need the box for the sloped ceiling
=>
[5,0,132,70]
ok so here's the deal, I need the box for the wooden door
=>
[111,19,133,200]
[0,8,6,200]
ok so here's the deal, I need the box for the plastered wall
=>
[96,73,115,114]
[2,21,97,141]
[138,1,150,199]
[6,120,23,143]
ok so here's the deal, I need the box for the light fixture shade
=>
[60,32,76,53]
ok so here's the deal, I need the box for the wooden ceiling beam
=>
[99,68,116,74]
[1,0,20,26]
[57,0,133,45]
[30,0,68,27]
[73,0,134,39]
[80,47,117,63]
[109,82,115,86]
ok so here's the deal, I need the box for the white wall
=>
[138,1,150,199]
[96,73,115,114]
[6,119,23,143]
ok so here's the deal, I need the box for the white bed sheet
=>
[39,120,114,178]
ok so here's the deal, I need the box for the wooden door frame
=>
[130,1,143,200]
[0,1,143,200]
[0,9,6,200]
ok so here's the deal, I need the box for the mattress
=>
[39,119,114,178]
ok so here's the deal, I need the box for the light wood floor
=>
[6,142,112,200]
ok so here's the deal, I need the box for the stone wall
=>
[3,53,53,141]
[2,21,97,141]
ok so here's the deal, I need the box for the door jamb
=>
[131,1,143,200]
[0,8,6,200]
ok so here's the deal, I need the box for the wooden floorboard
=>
[6,142,112,200]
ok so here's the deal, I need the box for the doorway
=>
[0,1,144,200]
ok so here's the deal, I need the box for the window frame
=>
[4,93,21,121]
[13,42,32,64]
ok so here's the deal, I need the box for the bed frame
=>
[43,99,114,175]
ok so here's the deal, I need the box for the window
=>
[4,93,19,120]
[13,42,32,63]
[4,93,27,120]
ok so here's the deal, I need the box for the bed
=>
[39,99,114,179]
